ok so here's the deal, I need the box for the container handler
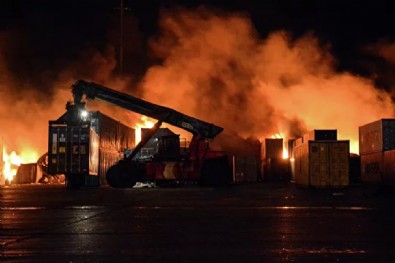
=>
[53,80,231,188]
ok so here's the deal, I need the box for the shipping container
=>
[360,152,384,183]
[232,155,260,183]
[294,141,349,188]
[14,163,41,184]
[262,138,283,159]
[359,119,395,155]
[360,150,395,184]
[48,111,135,187]
[303,130,337,142]
[139,128,180,160]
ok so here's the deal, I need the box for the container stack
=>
[293,130,349,188]
[359,119,395,184]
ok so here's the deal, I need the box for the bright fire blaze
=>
[134,116,156,145]
[271,133,289,159]
[2,148,39,183]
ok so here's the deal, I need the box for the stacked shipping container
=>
[359,119,395,184]
[48,111,135,187]
[293,130,349,188]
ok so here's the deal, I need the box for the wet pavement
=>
[1,182,395,262]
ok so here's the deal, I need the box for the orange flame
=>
[271,133,289,159]
[2,148,39,183]
[134,116,155,145]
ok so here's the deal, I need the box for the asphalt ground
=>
[1,182,395,262]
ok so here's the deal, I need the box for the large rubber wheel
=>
[200,156,232,187]
[106,160,144,188]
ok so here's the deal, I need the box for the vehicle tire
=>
[106,160,143,188]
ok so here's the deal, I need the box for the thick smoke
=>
[1,7,395,158]
[140,8,394,153]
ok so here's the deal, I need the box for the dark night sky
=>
[1,0,395,89]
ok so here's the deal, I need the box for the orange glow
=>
[134,116,155,145]
[271,133,289,159]
[2,148,39,183]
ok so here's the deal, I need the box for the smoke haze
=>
[140,9,394,153]
[1,7,395,157]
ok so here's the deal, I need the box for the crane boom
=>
[72,80,223,139]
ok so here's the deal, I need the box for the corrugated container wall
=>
[294,141,349,188]
[48,123,100,186]
[360,151,395,184]
[359,119,395,155]
[233,156,260,183]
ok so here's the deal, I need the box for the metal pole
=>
[120,0,124,75]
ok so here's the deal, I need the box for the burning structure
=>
[1,8,395,188]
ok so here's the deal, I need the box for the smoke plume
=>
[140,8,394,153]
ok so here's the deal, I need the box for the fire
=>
[134,116,156,145]
[2,148,39,183]
[271,133,289,159]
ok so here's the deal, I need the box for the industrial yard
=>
[1,182,395,262]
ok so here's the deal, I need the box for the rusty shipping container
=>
[294,141,349,188]
[360,150,395,184]
[48,111,135,187]
[359,119,395,155]
[302,130,337,142]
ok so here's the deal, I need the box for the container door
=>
[68,127,90,174]
[48,124,68,174]
[309,142,329,187]
[329,142,349,187]
[361,152,384,183]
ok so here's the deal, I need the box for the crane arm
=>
[71,80,223,139]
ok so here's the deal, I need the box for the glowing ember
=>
[134,116,155,145]
[2,148,39,183]
[271,133,289,159]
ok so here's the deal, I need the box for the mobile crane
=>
[63,80,231,188]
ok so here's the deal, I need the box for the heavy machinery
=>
[54,80,231,188]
